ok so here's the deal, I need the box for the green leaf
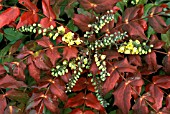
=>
[4,28,25,42]
[0,33,3,43]
[67,20,78,32]
[144,3,154,17]
[138,0,148,4]
[116,1,125,12]
[161,30,170,50]
[0,44,11,63]
[109,110,116,114]
[63,108,72,114]
[147,26,156,38]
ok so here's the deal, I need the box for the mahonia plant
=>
[0,0,169,114]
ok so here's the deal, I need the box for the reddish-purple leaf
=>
[132,93,154,114]
[0,64,6,75]
[0,95,7,114]
[73,14,95,32]
[89,61,99,75]
[16,11,39,29]
[85,93,105,111]
[148,6,169,33]
[0,74,26,88]
[11,62,26,80]
[128,55,142,66]
[46,49,61,66]
[149,84,163,111]
[40,17,56,28]
[42,0,56,19]
[9,40,22,55]
[36,36,53,48]
[73,77,94,92]
[61,72,72,83]
[150,35,165,49]
[113,81,131,114]
[28,57,40,82]
[4,106,22,114]
[50,79,68,102]
[43,96,59,113]
[33,52,50,70]
[78,0,120,13]
[103,71,119,94]
[65,92,85,108]
[162,52,170,75]
[165,95,170,110]
[19,0,38,12]
[122,21,147,40]
[114,58,137,73]
[0,7,20,28]
[152,76,170,89]
[142,51,162,75]
[63,46,78,61]
[103,50,122,60]
[70,108,83,114]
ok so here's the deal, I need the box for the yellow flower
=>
[118,46,125,53]
[57,26,65,35]
[68,40,75,46]
[74,38,83,45]
[126,42,134,50]
[124,50,131,54]
[135,40,140,44]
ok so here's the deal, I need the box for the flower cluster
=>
[118,39,153,55]
[51,60,68,77]
[84,10,114,38]
[66,55,91,93]
[94,53,110,81]
[89,32,128,50]
[62,32,83,46]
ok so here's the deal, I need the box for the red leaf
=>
[65,92,85,108]
[73,14,95,32]
[0,74,26,88]
[28,57,40,82]
[89,61,99,75]
[73,77,94,92]
[122,22,147,40]
[40,17,56,28]
[152,76,170,89]
[149,84,163,111]
[12,62,26,80]
[43,95,59,113]
[142,51,162,75]
[0,64,6,75]
[61,72,72,83]
[128,55,142,66]
[122,6,147,40]
[0,7,20,28]
[162,52,170,75]
[19,0,38,12]
[4,106,22,114]
[9,40,22,55]
[102,50,122,60]
[148,7,169,33]
[46,49,61,66]
[50,79,68,102]
[165,95,170,110]
[36,36,53,48]
[113,81,131,114]
[70,108,83,114]
[0,95,7,114]
[26,93,43,111]
[101,20,114,34]
[16,11,39,29]
[78,0,120,13]
[33,52,50,70]
[63,46,78,61]
[132,93,154,114]
[114,58,137,73]
[103,71,119,94]
[85,93,105,111]
[42,0,56,19]
[84,110,95,114]
[150,35,165,49]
